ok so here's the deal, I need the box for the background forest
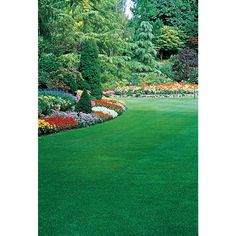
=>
[39,0,198,94]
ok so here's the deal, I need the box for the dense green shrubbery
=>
[157,60,175,80]
[38,52,84,94]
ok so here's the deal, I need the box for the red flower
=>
[43,116,78,129]
[93,100,123,110]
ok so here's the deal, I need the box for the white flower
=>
[92,106,118,118]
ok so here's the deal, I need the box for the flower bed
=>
[104,83,198,98]
[77,112,103,127]
[92,100,124,115]
[38,91,127,135]
[43,116,78,131]
[38,89,78,117]
[92,106,118,119]
[38,119,56,135]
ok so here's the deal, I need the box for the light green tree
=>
[156,26,184,60]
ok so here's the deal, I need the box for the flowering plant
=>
[92,106,118,119]
[103,90,115,96]
[38,119,56,135]
[38,94,127,135]
[92,100,124,114]
[47,111,79,120]
[113,83,198,96]
[92,111,113,120]
[43,116,78,130]
[102,97,126,107]
[77,112,103,127]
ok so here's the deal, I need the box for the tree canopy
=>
[38,0,198,89]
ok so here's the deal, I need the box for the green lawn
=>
[39,98,198,236]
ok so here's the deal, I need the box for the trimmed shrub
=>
[75,89,92,113]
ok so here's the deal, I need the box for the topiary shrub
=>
[79,40,102,99]
[75,89,92,113]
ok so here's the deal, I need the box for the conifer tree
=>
[79,40,102,99]
[134,21,156,66]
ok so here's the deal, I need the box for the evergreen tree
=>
[133,21,156,66]
[79,40,102,99]
[75,89,92,113]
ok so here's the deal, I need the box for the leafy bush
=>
[157,60,175,80]
[39,53,84,94]
[39,53,61,73]
[172,48,198,83]
[75,89,92,113]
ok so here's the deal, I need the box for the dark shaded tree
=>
[173,48,198,83]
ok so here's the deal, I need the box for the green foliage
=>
[133,21,156,66]
[38,53,83,94]
[38,0,198,93]
[132,0,198,39]
[39,53,61,73]
[75,89,92,113]
[156,26,184,59]
[100,54,131,87]
[79,40,102,99]
[157,60,175,80]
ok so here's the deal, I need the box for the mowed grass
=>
[39,98,198,236]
